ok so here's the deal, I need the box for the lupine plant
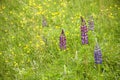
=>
[88,16,94,31]
[94,43,102,64]
[80,17,88,44]
[59,29,66,50]
[42,15,47,27]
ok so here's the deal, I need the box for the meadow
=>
[0,0,120,80]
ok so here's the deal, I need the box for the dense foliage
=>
[0,0,120,80]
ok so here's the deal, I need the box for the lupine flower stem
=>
[64,64,67,75]
[83,47,88,79]
[92,31,97,42]
[97,64,101,80]
[75,51,78,60]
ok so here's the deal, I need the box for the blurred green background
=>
[0,0,120,80]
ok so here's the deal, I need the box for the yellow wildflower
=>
[12,51,14,55]
[29,41,32,44]
[27,50,30,53]
[92,13,96,18]
[4,30,8,32]
[24,45,28,49]
[21,53,24,56]
[106,9,109,11]
[0,52,2,55]
[11,22,13,25]
[36,44,40,48]
[14,62,18,67]
[66,32,69,36]
[12,36,15,39]
[75,28,78,31]
[27,59,30,62]
[61,2,67,7]
[5,60,8,63]
[0,11,2,14]
[36,35,40,38]
[21,61,24,64]
[55,26,60,29]
[40,40,45,45]
[36,11,42,15]
[100,10,103,12]
[66,48,69,51]
[10,11,12,14]
[110,6,112,9]
[115,5,117,7]
[2,6,5,9]
[110,13,113,16]
[54,2,56,5]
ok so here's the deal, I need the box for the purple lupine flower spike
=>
[80,16,88,44]
[88,16,94,31]
[94,43,102,64]
[42,15,47,27]
[60,29,66,50]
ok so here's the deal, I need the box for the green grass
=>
[0,0,120,80]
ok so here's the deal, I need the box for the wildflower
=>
[42,15,47,27]
[60,29,66,50]
[94,43,102,64]
[24,45,28,50]
[54,2,56,5]
[0,52,2,55]
[4,30,8,33]
[55,26,60,29]
[11,51,14,55]
[29,41,32,44]
[27,50,30,53]
[40,40,45,45]
[80,16,88,44]
[88,16,94,31]
[12,36,15,39]
[106,9,109,11]
[21,61,24,64]
[5,60,8,63]
[114,5,117,7]
[14,62,18,67]
[27,59,30,62]
[2,6,5,10]
[100,10,103,12]
[110,6,112,9]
